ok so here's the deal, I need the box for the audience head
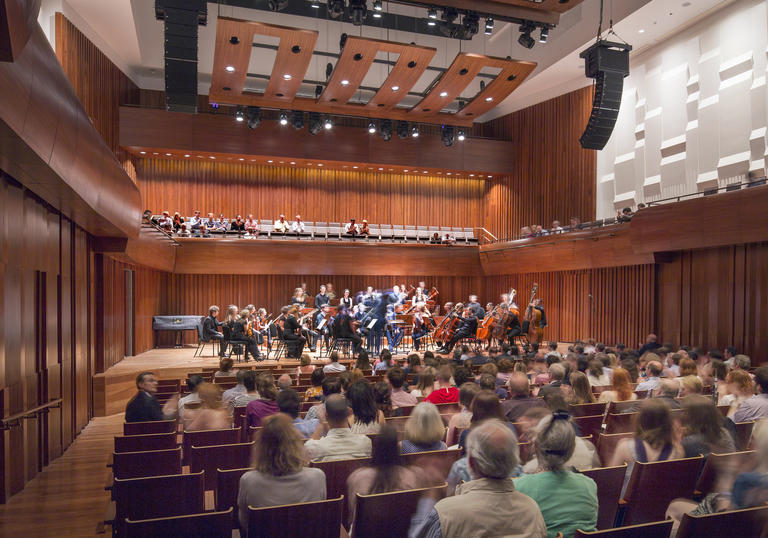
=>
[234,369,246,385]
[682,395,723,445]
[507,373,530,398]
[417,367,436,394]
[646,361,663,377]
[657,378,680,399]
[256,373,278,401]
[276,389,301,419]
[386,367,407,389]
[621,358,639,382]
[310,368,325,387]
[497,359,513,374]
[253,414,305,476]
[136,372,157,393]
[436,365,453,386]
[610,367,634,401]
[347,380,378,425]
[636,398,674,449]
[405,402,446,446]
[549,362,566,382]
[478,374,497,393]
[373,381,392,417]
[277,374,293,391]
[569,371,595,404]
[218,357,234,373]
[466,419,519,480]
[186,374,204,393]
[679,357,698,377]
[355,349,371,370]
[453,366,473,388]
[533,412,576,471]
[459,382,482,409]
[754,367,768,394]
[679,375,703,397]
[196,383,222,410]
[726,369,754,396]
[243,370,257,392]
[349,368,364,383]
[330,351,340,363]
[470,391,506,424]
[300,354,312,367]
[733,355,752,370]
[324,394,350,428]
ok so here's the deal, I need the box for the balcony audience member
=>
[237,414,327,533]
[214,357,234,377]
[347,380,385,434]
[323,351,347,373]
[246,373,280,428]
[188,210,203,232]
[204,212,217,235]
[277,388,318,439]
[719,370,755,418]
[410,419,547,538]
[231,371,262,410]
[305,394,372,461]
[425,366,459,404]
[183,382,230,431]
[172,211,184,231]
[178,375,203,419]
[570,371,596,404]
[214,213,228,232]
[142,209,153,223]
[401,402,448,454]
[598,367,637,403]
[273,214,289,233]
[520,226,533,238]
[516,412,598,537]
[157,210,173,232]
[345,218,359,236]
[550,220,563,234]
[125,372,178,422]
[430,232,440,244]
[359,219,370,236]
[616,206,634,222]
[291,214,305,234]
[244,214,259,236]
[567,217,580,231]
[733,367,768,422]
[681,395,736,458]
[230,214,245,232]
[442,232,456,244]
[347,425,426,525]
[387,367,418,409]
[610,399,684,495]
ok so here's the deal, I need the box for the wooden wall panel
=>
[480,87,597,240]
[136,159,486,230]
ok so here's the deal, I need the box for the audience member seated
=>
[296,354,316,379]
[538,363,568,400]
[246,373,279,427]
[344,218,359,236]
[410,366,436,399]
[638,333,661,356]
[171,211,184,231]
[597,367,636,403]
[447,383,481,445]
[521,412,600,473]
[238,414,327,533]
[277,374,293,392]
[610,399,685,494]
[373,381,394,418]
[189,210,203,233]
[569,371,597,405]
[273,214,289,233]
[678,357,699,378]
[478,373,507,400]
[323,351,347,373]
[628,378,682,413]
[183,382,230,431]
[290,214,305,234]
[178,375,204,419]
[347,380,386,434]
[549,220,563,234]
[586,360,610,387]
[214,357,234,378]
[442,233,456,245]
[502,373,547,422]
[430,232,440,244]
[458,391,513,451]
[305,394,372,462]
[231,370,261,410]
[277,389,318,439]
[425,366,459,404]
[244,214,259,235]
[515,412,598,537]
[733,367,768,422]
[681,395,736,457]
[223,369,247,406]
[230,215,245,233]
[304,369,325,402]
[177,223,191,237]
[305,376,342,422]
[204,212,217,235]
[157,210,173,232]
[359,219,370,236]
[411,420,547,538]
[636,358,663,392]
[125,371,178,422]
[347,425,425,522]
[387,367,418,409]
[401,402,448,454]
[616,206,634,222]
[719,370,755,418]
[374,349,394,372]
[679,374,704,397]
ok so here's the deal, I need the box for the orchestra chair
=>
[573,519,672,538]
[379,224,394,242]
[694,450,756,498]
[352,484,447,538]
[111,447,182,480]
[194,318,217,358]
[247,496,344,538]
[328,337,355,359]
[216,467,253,529]
[314,221,329,240]
[619,455,704,526]
[114,432,177,454]
[182,427,241,465]
[124,507,233,538]
[676,505,768,538]
[123,419,176,436]
[510,334,529,349]
[570,402,608,418]
[190,441,254,491]
[581,464,627,529]
[233,406,248,441]
[248,426,262,441]
[733,420,755,450]
[111,471,204,537]
[400,449,462,482]
[573,415,604,442]
[604,413,637,434]
[595,432,633,467]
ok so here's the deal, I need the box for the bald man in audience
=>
[304,394,372,462]
[410,419,546,538]
[627,378,681,413]
[538,363,567,400]
[502,372,548,422]
[636,360,663,393]
[277,374,293,391]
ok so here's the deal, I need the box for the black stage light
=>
[373,0,382,11]
[485,17,494,35]
[539,26,549,43]
[326,62,334,80]
[518,23,535,49]
[428,7,437,19]
[397,120,409,139]
[291,110,305,130]
[279,110,289,126]
[379,119,393,141]
[329,0,345,19]
[457,128,466,141]
[309,112,324,135]
[324,116,333,130]
[411,124,420,138]
[246,106,261,129]
[315,84,324,99]
[234,107,245,122]
[462,13,479,39]
[268,0,289,11]
[441,125,455,147]
[350,0,367,26]
[339,33,348,52]
[368,120,377,134]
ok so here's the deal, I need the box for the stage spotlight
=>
[457,128,466,141]
[518,23,535,49]
[349,0,367,26]
[427,7,437,19]
[339,33,347,52]
[442,8,458,23]
[234,107,245,122]
[315,85,323,99]
[480,80,486,91]
[268,0,289,11]
[291,110,305,130]
[324,116,333,130]
[397,121,409,139]
[309,112,323,135]
[279,111,289,126]
[368,120,376,134]
[539,26,549,43]
[485,17,494,35]
[379,119,393,141]
[246,106,261,129]
[328,0,345,18]
[462,12,479,38]
[373,0,382,11]
[311,1,320,8]
[411,125,420,138]
[441,125,455,147]
[326,62,334,80]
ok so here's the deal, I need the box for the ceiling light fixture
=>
[308,112,323,135]
[140,151,146,154]
[291,110,305,130]
[485,17,494,35]
[311,1,320,8]
[282,73,292,80]
[441,125,455,147]
[440,91,448,97]
[411,125,420,138]
[324,116,333,130]
[165,153,172,156]
[392,85,400,91]
[518,23,536,49]
[457,129,466,141]
[225,65,235,72]
[485,97,493,102]
[279,111,289,126]
[246,106,261,129]
[539,26,549,43]
[379,119,393,142]
[184,154,190,158]
[368,120,377,134]
[234,107,245,122]
[373,0,382,11]
[341,79,350,85]
[397,120,409,139]
[428,7,437,19]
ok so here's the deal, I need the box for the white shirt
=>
[291,220,305,233]
[304,428,372,462]
[345,222,358,233]
[178,392,200,418]
[274,219,289,232]
[323,362,347,373]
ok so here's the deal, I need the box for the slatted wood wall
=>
[480,87,597,240]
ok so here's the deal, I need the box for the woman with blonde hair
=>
[410,366,436,398]
[570,371,596,404]
[401,402,447,454]
[238,414,326,533]
[296,354,315,379]
[678,357,698,377]
[183,382,230,431]
[598,367,636,403]
[719,370,755,418]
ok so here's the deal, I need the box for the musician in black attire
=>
[467,295,486,320]
[533,298,548,329]
[202,305,227,357]
[231,309,261,361]
[505,304,523,341]
[125,372,176,422]
[315,306,333,351]
[339,289,353,309]
[332,305,363,355]
[283,305,306,358]
[438,307,478,353]
[314,285,331,309]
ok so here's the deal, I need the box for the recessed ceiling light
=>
[404,169,409,172]
[392,85,400,91]
[165,153,171,156]
[279,161,284,164]
[638,29,645,33]
[225,65,235,72]
[290,161,296,165]
[485,97,493,102]
[470,174,474,177]
[318,163,323,167]
[341,79,350,86]
[153,152,158,155]
[488,176,492,179]
[353,166,358,169]
[267,160,273,163]
[140,151,146,154]
[283,73,292,80]
[209,156,215,159]
[239,158,244,161]
[184,154,190,158]
[447,172,452,175]
[440,91,448,97]
[378,167,384,171]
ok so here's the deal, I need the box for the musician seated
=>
[290,214,306,234]
[345,218,359,236]
[358,219,370,236]
[230,215,246,233]
[442,233,456,245]
[244,214,259,236]
[274,214,289,234]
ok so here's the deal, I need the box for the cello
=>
[522,283,541,345]
[492,289,517,341]
[476,304,501,342]
[433,304,461,343]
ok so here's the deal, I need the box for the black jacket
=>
[202,315,222,339]
[125,391,164,422]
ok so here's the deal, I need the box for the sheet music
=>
[366,319,377,329]
[317,318,327,329]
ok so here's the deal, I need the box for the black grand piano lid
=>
[152,315,201,330]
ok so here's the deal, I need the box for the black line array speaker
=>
[579,40,632,151]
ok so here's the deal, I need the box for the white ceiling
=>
[44,0,734,122]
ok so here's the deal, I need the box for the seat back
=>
[123,420,176,436]
[570,402,608,417]
[595,432,633,467]
[676,504,768,538]
[574,519,673,537]
[215,467,253,529]
[114,432,177,453]
[189,441,254,490]
[607,400,638,414]
[400,449,462,481]
[379,225,394,239]
[622,456,704,525]
[182,427,241,464]
[353,484,446,538]
[581,464,627,529]
[694,450,756,496]
[124,507,233,538]
[310,456,371,524]
[573,415,604,442]
[112,447,181,479]
[113,471,204,535]
[605,413,637,434]
[734,420,755,450]
[247,496,344,538]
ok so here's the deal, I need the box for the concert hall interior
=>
[2,0,768,536]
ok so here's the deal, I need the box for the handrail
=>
[141,221,180,246]
[476,227,498,242]
[485,224,621,249]
[1,399,63,429]
[647,176,767,206]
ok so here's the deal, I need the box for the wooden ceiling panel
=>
[366,45,435,110]
[455,57,536,121]
[319,37,379,105]
[409,53,484,117]
[491,0,586,14]
[259,23,317,101]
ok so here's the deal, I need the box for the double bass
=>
[492,289,518,341]
[522,283,542,344]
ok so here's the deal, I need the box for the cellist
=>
[437,305,478,354]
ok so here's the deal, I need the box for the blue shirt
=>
[636,376,661,393]
[293,417,319,439]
